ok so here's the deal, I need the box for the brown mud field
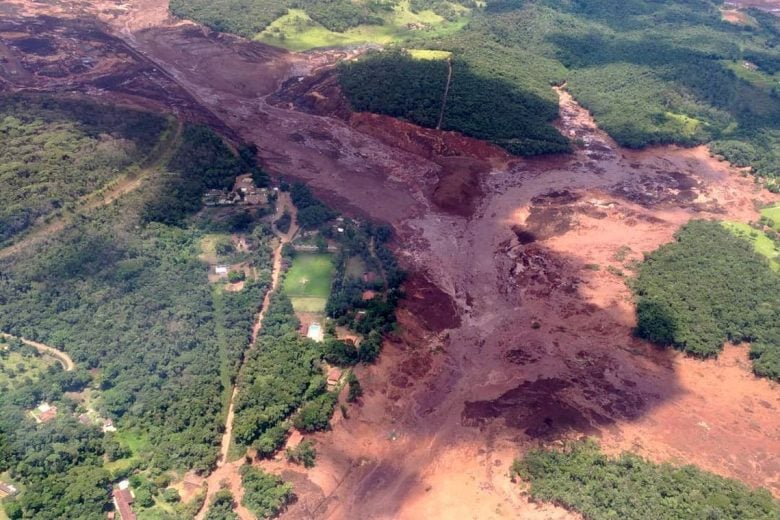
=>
[3,1,780,519]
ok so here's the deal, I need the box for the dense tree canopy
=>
[632,220,780,379]
[514,440,780,520]
[0,94,168,244]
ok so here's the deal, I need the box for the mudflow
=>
[2,0,779,518]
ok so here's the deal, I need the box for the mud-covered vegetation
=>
[633,220,780,379]
[0,94,168,245]
[513,440,780,520]
[339,50,570,155]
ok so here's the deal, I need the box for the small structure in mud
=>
[327,367,343,387]
[214,265,229,276]
[307,322,324,342]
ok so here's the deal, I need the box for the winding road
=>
[0,332,75,371]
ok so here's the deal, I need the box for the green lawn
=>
[256,1,469,51]
[722,221,780,271]
[283,253,334,312]
[760,204,780,231]
[0,349,56,388]
[408,49,453,60]
[104,429,151,474]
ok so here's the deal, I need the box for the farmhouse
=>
[113,481,136,520]
[33,402,58,423]
[0,482,18,498]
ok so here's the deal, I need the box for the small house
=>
[102,418,117,433]
[35,402,58,423]
[215,265,229,275]
[113,485,136,520]
[326,367,343,387]
[0,482,18,498]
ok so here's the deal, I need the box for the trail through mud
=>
[2,1,779,519]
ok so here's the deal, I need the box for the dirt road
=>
[196,192,299,520]
[0,332,75,371]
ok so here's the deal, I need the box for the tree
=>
[286,439,317,468]
[347,373,363,402]
[240,466,294,518]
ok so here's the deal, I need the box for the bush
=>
[347,372,362,402]
[228,270,246,283]
[240,466,294,518]
[293,392,337,432]
[162,488,181,503]
[286,439,317,468]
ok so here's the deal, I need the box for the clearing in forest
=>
[283,253,335,312]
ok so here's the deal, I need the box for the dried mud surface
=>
[3,1,780,519]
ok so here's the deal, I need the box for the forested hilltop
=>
[0,95,168,245]
[171,0,780,179]
[0,95,274,518]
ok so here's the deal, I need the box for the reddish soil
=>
[3,2,780,519]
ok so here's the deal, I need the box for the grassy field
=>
[761,204,780,231]
[408,49,452,60]
[0,349,56,387]
[104,429,152,474]
[256,1,469,51]
[722,222,780,272]
[283,253,334,312]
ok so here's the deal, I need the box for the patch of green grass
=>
[760,204,780,231]
[256,2,468,51]
[284,253,334,312]
[0,350,56,387]
[722,221,780,271]
[722,60,780,92]
[104,429,151,473]
[408,48,452,60]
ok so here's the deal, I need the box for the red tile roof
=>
[113,489,136,520]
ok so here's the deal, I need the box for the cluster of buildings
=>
[203,174,269,207]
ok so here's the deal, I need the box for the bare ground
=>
[2,2,779,519]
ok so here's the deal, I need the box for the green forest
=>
[513,440,780,520]
[335,0,780,168]
[170,0,780,171]
[339,50,570,155]
[0,106,272,517]
[632,220,780,380]
[0,95,169,245]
